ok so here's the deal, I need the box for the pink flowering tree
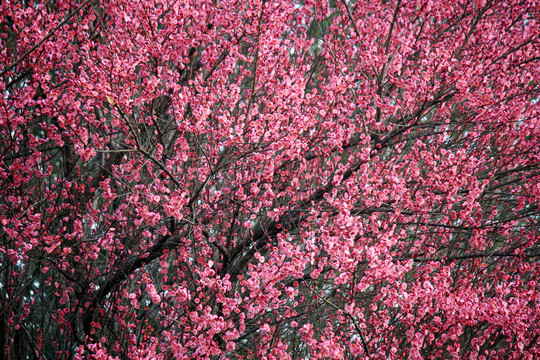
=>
[1,0,539,359]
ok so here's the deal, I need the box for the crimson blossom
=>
[1,0,539,359]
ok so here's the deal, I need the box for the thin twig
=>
[0,0,93,78]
